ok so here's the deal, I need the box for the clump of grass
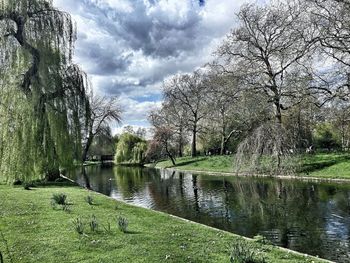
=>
[89,215,99,232]
[51,193,67,205]
[85,195,94,205]
[117,216,128,233]
[50,199,58,210]
[62,203,72,213]
[72,217,84,235]
[230,240,266,263]
[103,221,112,234]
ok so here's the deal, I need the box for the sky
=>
[52,0,251,135]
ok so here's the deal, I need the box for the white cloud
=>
[53,0,250,129]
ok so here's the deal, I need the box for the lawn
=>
[153,155,234,173]
[153,153,350,180]
[0,183,325,263]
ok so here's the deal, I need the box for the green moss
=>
[0,184,324,262]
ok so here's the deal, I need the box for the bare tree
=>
[82,94,122,162]
[206,71,241,154]
[149,100,188,157]
[164,71,208,157]
[148,126,177,165]
[306,0,350,104]
[216,1,318,169]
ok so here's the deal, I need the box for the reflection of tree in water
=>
[199,177,350,261]
[113,166,149,199]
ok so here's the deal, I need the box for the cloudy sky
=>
[53,0,253,134]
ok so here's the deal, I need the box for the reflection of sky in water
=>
[325,201,350,243]
[69,166,350,262]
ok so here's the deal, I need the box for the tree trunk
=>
[220,110,226,155]
[82,166,91,189]
[191,122,197,158]
[178,127,183,157]
[82,131,94,163]
[165,144,176,166]
[274,100,283,169]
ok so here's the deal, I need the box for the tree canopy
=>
[0,0,90,182]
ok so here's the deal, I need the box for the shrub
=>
[72,217,84,235]
[117,216,128,233]
[51,193,67,205]
[85,195,94,205]
[230,240,266,263]
[89,215,99,232]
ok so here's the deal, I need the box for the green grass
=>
[154,155,234,173]
[153,153,350,180]
[299,153,350,179]
[0,184,324,263]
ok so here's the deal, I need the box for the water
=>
[69,165,350,262]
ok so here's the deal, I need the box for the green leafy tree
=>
[0,0,90,182]
[115,133,147,165]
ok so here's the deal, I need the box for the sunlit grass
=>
[154,153,350,179]
[0,184,323,263]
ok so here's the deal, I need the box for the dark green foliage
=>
[117,216,128,233]
[51,193,67,205]
[230,241,266,263]
[313,123,341,151]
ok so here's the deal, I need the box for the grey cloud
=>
[53,0,244,127]
[76,41,132,75]
[71,0,204,58]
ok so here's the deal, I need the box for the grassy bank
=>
[152,153,350,180]
[0,184,325,263]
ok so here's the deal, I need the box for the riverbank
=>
[0,183,327,263]
[150,153,350,181]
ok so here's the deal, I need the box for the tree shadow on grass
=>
[124,230,141,235]
[174,157,207,167]
[300,155,350,174]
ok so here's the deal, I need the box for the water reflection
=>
[70,166,350,262]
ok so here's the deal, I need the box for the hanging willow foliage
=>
[0,0,90,183]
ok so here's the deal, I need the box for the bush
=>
[117,216,128,233]
[72,217,84,235]
[230,240,266,263]
[85,195,94,205]
[51,193,67,205]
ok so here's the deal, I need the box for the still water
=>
[69,165,350,262]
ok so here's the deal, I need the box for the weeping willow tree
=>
[0,0,90,183]
[115,133,147,165]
